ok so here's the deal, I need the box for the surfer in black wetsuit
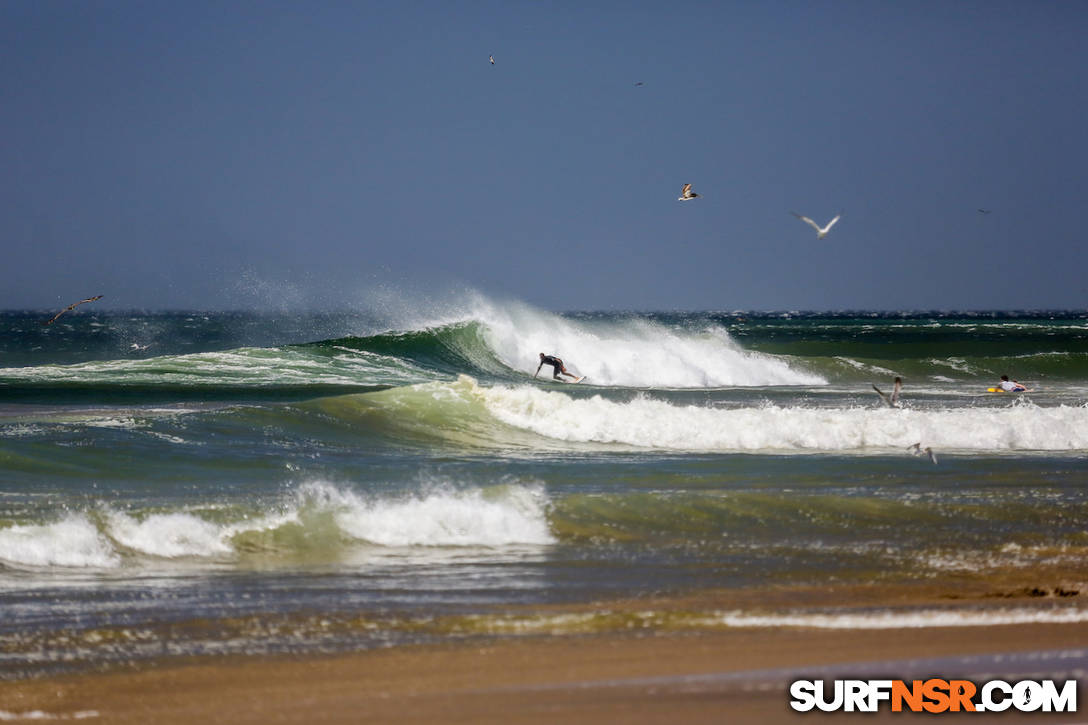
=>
[535,353,580,381]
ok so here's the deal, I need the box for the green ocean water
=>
[2,300,1087,677]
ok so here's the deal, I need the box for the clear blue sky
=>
[3,0,1087,311]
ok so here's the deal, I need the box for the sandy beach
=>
[4,600,1086,725]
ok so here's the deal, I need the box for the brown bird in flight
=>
[43,295,103,325]
[677,183,699,201]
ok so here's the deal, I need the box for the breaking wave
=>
[303,376,1088,454]
[0,481,554,570]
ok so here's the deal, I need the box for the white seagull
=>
[908,442,938,465]
[791,211,841,239]
[678,183,699,201]
[489,55,495,65]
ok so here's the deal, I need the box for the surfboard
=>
[988,387,1027,393]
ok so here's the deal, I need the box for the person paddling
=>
[996,374,1028,392]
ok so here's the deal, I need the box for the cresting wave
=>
[8,304,1088,398]
[309,293,824,387]
[324,376,1088,453]
[0,482,554,569]
[0,297,826,393]
[312,304,825,387]
[466,299,824,387]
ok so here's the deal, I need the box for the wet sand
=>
[3,618,1086,724]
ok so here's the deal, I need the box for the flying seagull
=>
[977,208,992,214]
[489,55,495,65]
[872,377,902,408]
[43,295,103,326]
[678,183,699,201]
[908,442,938,465]
[791,211,842,239]
[634,81,644,87]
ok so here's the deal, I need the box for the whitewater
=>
[2,298,1087,677]
[441,376,1088,453]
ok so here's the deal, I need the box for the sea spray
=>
[0,481,554,571]
[316,295,825,388]
[107,510,235,559]
[0,515,120,568]
[322,481,554,547]
[471,299,824,387]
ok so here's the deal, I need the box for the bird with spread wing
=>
[872,377,902,408]
[908,442,938,465]
[791,211,842,239]
[43,295,103,326]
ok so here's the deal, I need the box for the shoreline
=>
[4,590,1087,724]
[4,576,1086,679]
[3,623,1085,724]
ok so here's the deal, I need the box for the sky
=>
[2,0,1087,312]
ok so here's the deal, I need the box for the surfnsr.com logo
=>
[789,679,1078,713]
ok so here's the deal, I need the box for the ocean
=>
[2,296,1087,678]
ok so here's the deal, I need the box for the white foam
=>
[106,511,234,558]
[0,424,45,437]
[367,292,823,388]
[462,378,1088,452]
[0,515,119,568]
[309,481,556,547]
[712,607,1088,629]
[0,481,555,572]
[921,542,1085,572]
[473,298,823,388]
[145,431,192,445]
[0,479,557,573]
[0,712,99,721]
[834,357,900,376]
[401,606,1088,635]
[929,357,980,375]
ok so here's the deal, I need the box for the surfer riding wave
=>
[535,353,581,382]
